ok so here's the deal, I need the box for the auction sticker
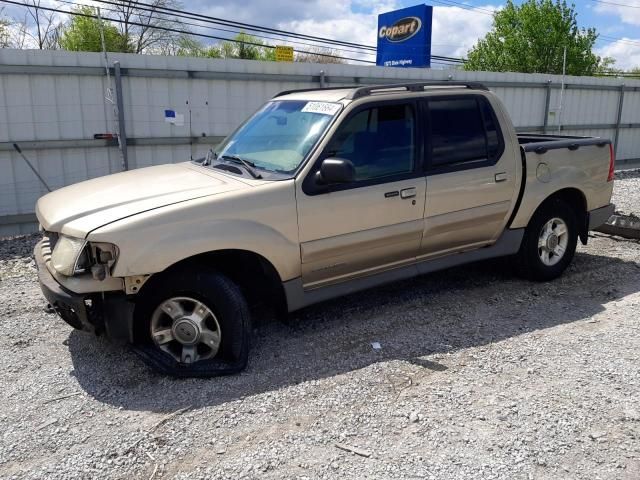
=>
[301,102,342,115]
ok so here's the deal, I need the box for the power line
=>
[11,0,466,65]
[81,0,379,57]
[89,0,635,66]
[427,0,640,51]
[598,35,640,47]
[92,0,380,52]
[50,0,380,58]
[4,2,636,78]
[428,0,496,15]
[12,0,634,69]
[590,0,640,9]
[53,0,469,60]
[88,0,466,63]
[22,1,465,67]
[0,0,382,63]
[590,1,640,46]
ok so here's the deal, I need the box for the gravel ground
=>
[0,174,639,480]
[612,169,640,216]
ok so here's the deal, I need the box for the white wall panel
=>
[616,129,640,160]
[621,91,640,125]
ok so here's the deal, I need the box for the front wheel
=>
[516,199,578,281]
[133,268,250,377]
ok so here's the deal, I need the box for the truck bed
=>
[508,133,614,231]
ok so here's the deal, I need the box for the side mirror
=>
[317,157,355,184]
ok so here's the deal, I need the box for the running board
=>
[283,229,524,312]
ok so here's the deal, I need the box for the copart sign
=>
[378,17,422,43]
[376,5,433,68]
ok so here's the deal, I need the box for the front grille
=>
[41,231,59,264]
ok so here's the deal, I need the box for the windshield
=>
[213,100,342,174]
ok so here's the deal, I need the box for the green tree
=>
[221,32,275,61]
[617,67,640,79]
[295,47,345,64]
[18,0,62,50]
[59,6,131,52]
[175,36,221,58]
[595,56,618,75]
[108,0,183,54]
[464,0,604,76]
[0,16,9,48]
[176,32,276,61]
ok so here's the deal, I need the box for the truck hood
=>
[36,162,251,237]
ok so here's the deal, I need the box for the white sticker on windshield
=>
[301,101,341,116]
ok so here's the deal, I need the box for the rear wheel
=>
[516,199,578,281]
[134,268,250,377]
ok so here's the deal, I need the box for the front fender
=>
[88,180,301,282]
[116,219,300,280]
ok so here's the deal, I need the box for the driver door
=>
[295,100,426,290]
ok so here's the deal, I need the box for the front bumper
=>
[35,241,135,341]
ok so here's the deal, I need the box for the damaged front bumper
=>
[34,240,135,342]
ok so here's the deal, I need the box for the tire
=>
[516,198,578,281]
[133,267,250,376]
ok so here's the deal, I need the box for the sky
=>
[188,0,640,70]
[2,0,639,70]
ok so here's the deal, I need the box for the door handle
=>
[400,187,417,199]
[495,172,508,182]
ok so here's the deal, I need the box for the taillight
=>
[607,143,615,182]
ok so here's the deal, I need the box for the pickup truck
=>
[34,81,615,376]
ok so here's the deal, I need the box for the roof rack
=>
[272,86,359,98]
[272,81,489,101]
[345,81,489,100]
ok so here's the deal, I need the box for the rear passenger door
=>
[419,95,518,258]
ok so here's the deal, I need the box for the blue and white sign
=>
[164,109,184,126]
[376,4,433,68]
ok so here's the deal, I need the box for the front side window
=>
[427,98,488,167]
[214,100,341,174]
[326,103,416,182]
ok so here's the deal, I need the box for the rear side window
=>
[480,99,501,160]
[426,97,503,168]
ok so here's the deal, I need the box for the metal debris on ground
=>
[335,442,372,458]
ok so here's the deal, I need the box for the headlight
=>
[50,235,87,276]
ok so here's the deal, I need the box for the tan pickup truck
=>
[34,82,615,376]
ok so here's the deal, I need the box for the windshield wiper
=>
[218,155,262,179]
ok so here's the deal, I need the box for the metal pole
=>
[543,80,552,134]
[557,46,567,133]
[614,84,625,158]
[13,143,52,192]
[113,61,129,171]
[319,70,325,88]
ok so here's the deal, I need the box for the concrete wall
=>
[1,49,639,236]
